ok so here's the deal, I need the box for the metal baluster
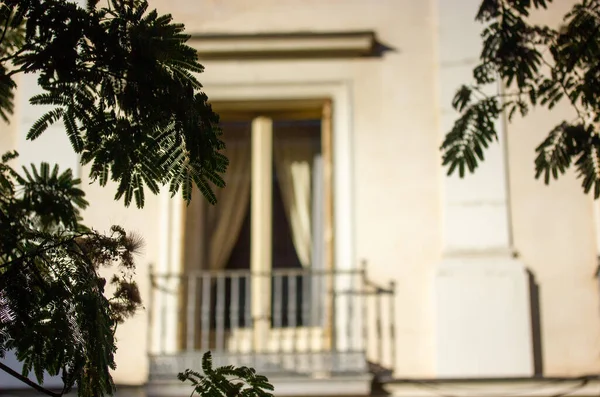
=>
[176,277,185,353]
[347,273,354,354]
[201,274,211,351]
[216,274,225,351]
[310,270,318,353]
[231,275,240,353]
[302,269,310,328]
[389,282,397,370]
[273,273,283,354]
[300,270,309,373]
[331,281,337,354]
[186,276,197,351]
[244,273,251,353]
[289,273,297,371]
[289,272,298,329]
[361,271,368,356]
[319,270,326,355]
[318,271,325,371]
[147,268,154,356]
[330,274,337,374]
[160,277,166,354]
[376,290,383,364]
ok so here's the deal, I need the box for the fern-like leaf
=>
[180,352,274,397]
[27,108,65,140]
[441,98,500,177]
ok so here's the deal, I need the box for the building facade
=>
[2,0,600,396]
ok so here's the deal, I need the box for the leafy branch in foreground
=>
[0,0,228,208]
[0,151,143,397]
[178,352,275,397]
[0,2,272,397]
[441,0,600,197]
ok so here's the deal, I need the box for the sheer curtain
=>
[183,125,251,272]
[273,127,318,268]
[206,126,252,271]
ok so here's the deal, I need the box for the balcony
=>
[147,265,395,392]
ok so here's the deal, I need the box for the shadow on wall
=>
[372,40,397,58]
[527,268,544,376]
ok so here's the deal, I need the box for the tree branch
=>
[0,45,27,64]
[0,231,92,269]
[0,6,14,52]
[0,361,62,397]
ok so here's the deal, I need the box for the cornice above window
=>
[188,31,391,60]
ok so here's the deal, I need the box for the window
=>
[180,100,334,351]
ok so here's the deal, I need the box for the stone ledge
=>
[187,31,384,60]
[382,377,600,397]
[147,374,373,397]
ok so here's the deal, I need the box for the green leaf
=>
[452,85,473,112]
[441,98,500,177]
[27,108,65,140]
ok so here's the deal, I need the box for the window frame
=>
[151,82,355,355]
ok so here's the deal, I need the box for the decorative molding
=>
[148,351,371,397]
[188,31,389,60]
[383,378,600,397]
[149,351,368,379]
[147,375,372,397]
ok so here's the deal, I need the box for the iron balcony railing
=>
[147,264,395,379]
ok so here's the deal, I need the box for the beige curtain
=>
[205,127,251,271]
[273,129,317,268]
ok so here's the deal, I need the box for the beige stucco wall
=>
[2,0,599,387]
[504,0,600,376]
[507,98,600,376]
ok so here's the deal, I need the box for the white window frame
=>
[152,81,355,354]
